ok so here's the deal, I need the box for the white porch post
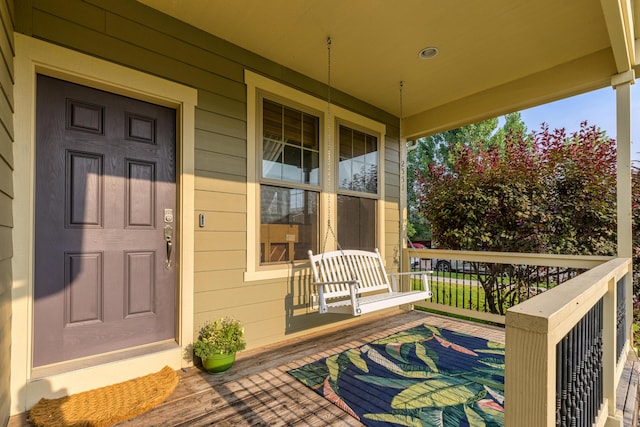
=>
[613,70,635,399]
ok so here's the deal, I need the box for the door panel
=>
[65,252,103,325]
[34,75,177,367]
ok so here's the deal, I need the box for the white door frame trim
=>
[10,33,196,414]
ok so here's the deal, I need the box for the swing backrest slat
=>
[308,249,392,299]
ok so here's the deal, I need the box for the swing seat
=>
[308,248,433,316]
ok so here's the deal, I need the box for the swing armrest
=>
[387,270,434,277]
[387,271,433,292]
[312,278,362,314]
[312,279,359,287]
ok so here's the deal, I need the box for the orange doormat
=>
[28,365,178,427]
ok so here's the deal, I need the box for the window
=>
[337,124,379,251]
[245,70,386,280]
[260,98,320,264]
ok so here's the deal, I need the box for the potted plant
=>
[193,317,246,373]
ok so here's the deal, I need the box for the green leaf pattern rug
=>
[288,324,504,426]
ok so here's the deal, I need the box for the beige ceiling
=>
[138,0,637,139]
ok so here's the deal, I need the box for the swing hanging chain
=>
[399,81,417,252]
[321,36,342,254]
[399,80,403,122]
[326,36,332,231]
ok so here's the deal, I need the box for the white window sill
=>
[244,265,301,282]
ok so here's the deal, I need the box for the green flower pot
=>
[202,353,236,373]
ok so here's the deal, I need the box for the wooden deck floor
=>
[7,311,503,427]
[115,311,504,426]
[9,310,640,426]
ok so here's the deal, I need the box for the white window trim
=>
[244,70,386,281]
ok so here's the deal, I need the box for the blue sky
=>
[509,85,640,162]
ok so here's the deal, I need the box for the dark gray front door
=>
[34,75,177,367]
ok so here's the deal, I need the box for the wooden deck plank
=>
[176,374,336,426]
[618,354,640,427]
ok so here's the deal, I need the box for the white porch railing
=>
[505,257,632,426]
[402,248,612,324]
[400,249,632,426]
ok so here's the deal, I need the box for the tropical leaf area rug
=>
[288,324,504,426]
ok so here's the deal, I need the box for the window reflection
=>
[338,125,378,193]
[262,100,319,186]
[260,185,319,264]
[337,195,376,251]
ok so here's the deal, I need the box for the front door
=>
[34,75,177,367]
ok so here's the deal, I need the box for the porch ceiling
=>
[138,0,638,139]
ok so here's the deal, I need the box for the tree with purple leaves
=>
[411,120,618,313]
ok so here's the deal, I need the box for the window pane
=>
[339,126,352,158]
[338,125,378,194]
[302,114,319,150]
[366,134,377,154]
[365,151,378,168]
[339,158,351,189]
[262,99,320,186]
[263,100,283,140]
[363,164,378,193]
[260,184,318,264]
[303,149,319,185]
[263,138,283,180]
[283,145,302,182]
[284,107,302,146]
[337,194,376,251]
[352,130,366,158]
[351,160,366,192]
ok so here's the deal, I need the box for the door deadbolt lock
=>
[164,208,174,223]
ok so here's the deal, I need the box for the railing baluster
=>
[556,300,603,427]
[558,335,568,427]
[616,276,626,361]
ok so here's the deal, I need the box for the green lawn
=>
[414,270,483,281]
[432,271,482,280]
[429,280,488,311]
[411,277,488,311]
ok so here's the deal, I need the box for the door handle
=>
[164,225,173,269]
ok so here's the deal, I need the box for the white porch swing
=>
[307,38,432,316]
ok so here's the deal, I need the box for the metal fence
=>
[404,249,612,323]
[412,257,585,316]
